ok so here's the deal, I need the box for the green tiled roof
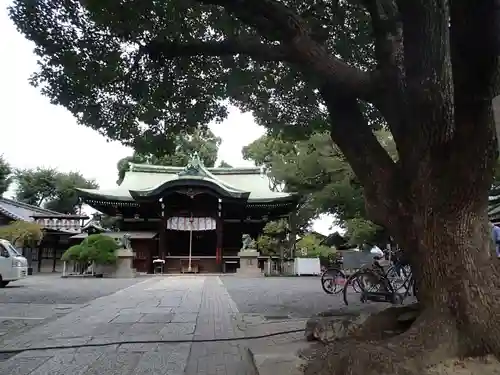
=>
[77,155,296,203]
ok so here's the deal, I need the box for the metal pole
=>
[188,219,193,272]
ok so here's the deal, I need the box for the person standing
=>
[491,222,500,258]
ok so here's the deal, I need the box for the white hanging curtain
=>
[166,217,216,231]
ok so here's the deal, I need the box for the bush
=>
[296,234,334,258]
[61,244,84,262]
[0,221,43,247]
[62,234,118,265]
[257,219,289,257]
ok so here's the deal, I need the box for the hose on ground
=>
[0,328,307,355]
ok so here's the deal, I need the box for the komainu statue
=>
[241,234,255,250]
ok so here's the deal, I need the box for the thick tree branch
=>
[196,0,309,42]
[450,1,499,104]
[356,0,411,161]
[320,84,396,224]
[144,39,292,62]
[196,0,378,101]
[449,1,499,176]
[360,0,402,73]
[397,0,454,145]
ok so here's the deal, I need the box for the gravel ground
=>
[221,276,371,318]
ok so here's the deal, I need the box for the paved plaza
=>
[0,275,351,374]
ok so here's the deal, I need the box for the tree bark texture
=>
[313,1,500,373]
[309,90,500,374]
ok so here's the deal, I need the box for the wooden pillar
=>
[37,245,42,273]
[147,240,154,274]
[52,250,57,272]
[289,209,297,259]
[52,238,58,272]
[216,198,223,272]
[159,198,167,260]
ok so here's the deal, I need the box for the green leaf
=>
[14,168,98,213]
[116,128,221,184]
[8,0,381,153]
[244,130,395,242]
[0,221,44,247]
[64,234,119,265]
[0,155,12,196]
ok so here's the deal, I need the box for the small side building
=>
[0,197,88,272]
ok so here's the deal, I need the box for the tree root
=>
[303,309,461,375]
[352,303,421,341]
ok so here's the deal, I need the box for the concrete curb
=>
[241,318,311,375]
[247,343,308,375]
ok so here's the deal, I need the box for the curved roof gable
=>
[77,153,297,203]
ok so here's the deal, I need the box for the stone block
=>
[113,249,136,278]
[236,249,262,277]
[159,322,196,340]
[252,353,305,375]
[138,313,173,323]
[304,312,370,343]
[170,312,198,323]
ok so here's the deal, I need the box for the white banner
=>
[166,217,216,231]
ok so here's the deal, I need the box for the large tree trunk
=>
[386,124,500,360]
[311,84,500,374]
[394,203,500,353]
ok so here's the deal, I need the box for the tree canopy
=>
[14,168,98,213]
[0,155,12,197]
[244,129,395,244]
[8,0,382,153]
[296,233,334,259]
[116,128,220,184]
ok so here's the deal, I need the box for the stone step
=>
[248,341,310,375]
[234,271,264,277]
[251,353,305,375]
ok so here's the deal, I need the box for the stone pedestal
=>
[113,248,136,278]
[236,249,263,277]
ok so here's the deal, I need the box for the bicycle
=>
[342,254,415,306]
[320,258,351,295]
[386,263,413,292]
[321,267,347,294]
[385,249,416,296]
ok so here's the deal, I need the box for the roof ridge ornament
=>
[179,152,206,177]
[190,152,203,167]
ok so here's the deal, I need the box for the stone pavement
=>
[0,276,256,375]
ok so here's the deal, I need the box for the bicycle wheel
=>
[321,268,346,294]
[386,265,409,292]
[352,277,363,293]
[343,270,381,306]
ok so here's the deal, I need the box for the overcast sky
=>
[0,6,338,235]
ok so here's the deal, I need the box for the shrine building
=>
[75,154,300,273]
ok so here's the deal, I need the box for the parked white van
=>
[0,239,28,287]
